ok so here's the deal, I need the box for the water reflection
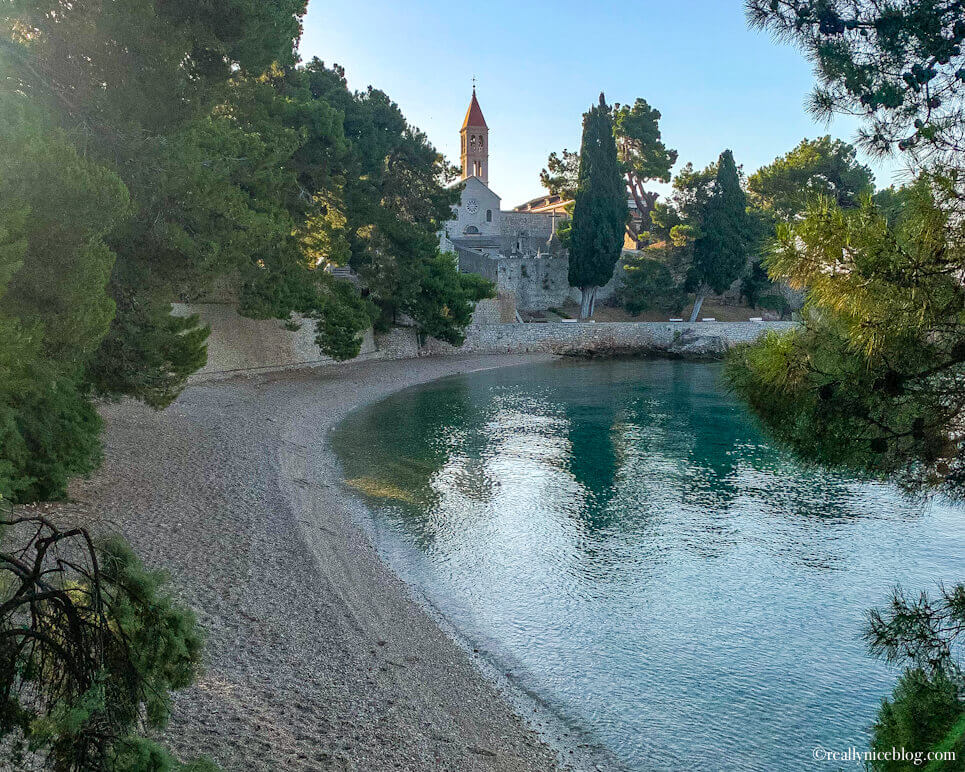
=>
[332,359,965,771]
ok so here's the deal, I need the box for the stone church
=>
[440,89,572,313]
[441,88,623,313]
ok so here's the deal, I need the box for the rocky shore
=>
[28,354,576,771]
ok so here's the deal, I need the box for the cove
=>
[331,359,965,771]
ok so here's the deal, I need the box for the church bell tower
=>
[460,86,489,185]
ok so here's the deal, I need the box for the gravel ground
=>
[27,354,575,772]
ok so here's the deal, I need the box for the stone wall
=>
[458,250,629,312]
[471,294,518,324]
[495,255,570,311]
[567,259,627,306]
[424,320,797,358]
[174,302,795,382]
[171,303,420,382]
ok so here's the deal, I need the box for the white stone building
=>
[440,89,571,311]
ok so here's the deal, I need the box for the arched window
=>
[486,209,492,222]
[464,225,480,235]
[470,135,476,149]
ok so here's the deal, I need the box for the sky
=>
[299,0,905,208]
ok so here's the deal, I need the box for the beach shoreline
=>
[27,353,609,771]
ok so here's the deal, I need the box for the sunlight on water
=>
[332,359,965,771]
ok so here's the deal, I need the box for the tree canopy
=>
[747,135,874,218]
[1,2,496,767]
[541,96,676,246]
[0,4,489,502]
[568,93,627,319]
[0,515,210,771]
[686,150,751,320]
[612,99,678,245]
[746,0,965,168]
[735,2,965,765]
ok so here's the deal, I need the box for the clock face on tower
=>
[465,198,479,215]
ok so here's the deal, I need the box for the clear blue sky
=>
[300,0,903,207]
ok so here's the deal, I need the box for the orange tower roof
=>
[461,88,488,129]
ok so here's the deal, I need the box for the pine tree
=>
[568,93,626,319]
[687,149,749,321]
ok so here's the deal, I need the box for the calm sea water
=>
[331,359,965,771]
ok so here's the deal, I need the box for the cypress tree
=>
[568,93,626,319]
[688,149,749,321]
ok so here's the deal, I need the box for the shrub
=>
[617,257,684,315]
[870,669,965,771]
[0,514,214,771]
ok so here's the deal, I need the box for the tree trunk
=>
[579,286,598,319]
[626,172,659,249]
[689,291,706,323]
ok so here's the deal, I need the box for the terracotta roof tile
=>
[461,89,487,129]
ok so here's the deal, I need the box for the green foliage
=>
[756,293,790,318]
[688,150,751,295]
[400,253,495,346]
[645,158,726,318]
[617,255,685,315]
[540,149,580,200]
[254,60,466,345]
[568,94,627,315]
[612,99,677,185]
[728,179,965,491]
[542,97,676,244]
[0,101,127,501]
[314,279,375,361]
[871,670,965,772]
[1,0,310,403]
[863,582,965,770]
[0,371,104,503]
[0,517,211,770]
[1,5,480,496]
[664,161,718,225]
[647,160,716,268]
[746,0,965,165]
[873,184,916,226]
[554,218,573,251]
[740,258,771,308]
[88,301,210,410]
[747,136,874,219]
[0,102,129,370]
[612,98,677,244]
[739,3,965,763]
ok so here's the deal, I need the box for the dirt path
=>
[39,355,571,771]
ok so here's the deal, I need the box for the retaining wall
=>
[425,320,797,357]
[171,303,420,382]
[174,302,796,381]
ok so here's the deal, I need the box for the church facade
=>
[440,89,573,312]
[441,89,625,313]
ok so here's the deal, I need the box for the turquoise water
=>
[331,360,965,771]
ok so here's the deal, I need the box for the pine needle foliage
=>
[0,514,211,771]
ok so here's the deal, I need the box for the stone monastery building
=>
[441,88,623,312]
[440,89,574,312]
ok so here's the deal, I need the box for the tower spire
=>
[460,84,489,184]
